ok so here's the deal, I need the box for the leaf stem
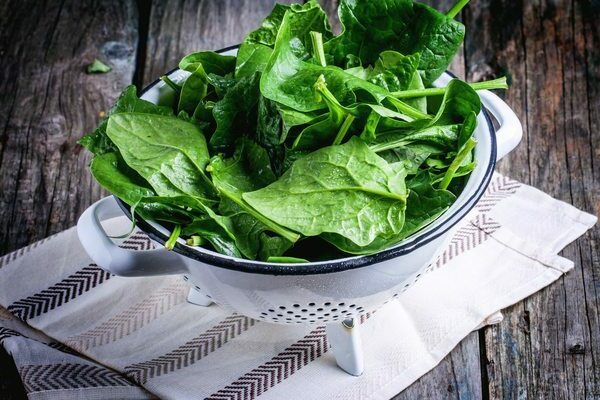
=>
[186,235,204,246]
[439,138,477,190]
[165,224,182,250]
[391,77,507,99]
[368,138,410,153]
[333,114,356,145]
[446,0,470,18]
[160,75,182,93]
[386,96,432,120]
[310,31,327,67]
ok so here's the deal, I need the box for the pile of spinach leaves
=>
[80,0,507,263]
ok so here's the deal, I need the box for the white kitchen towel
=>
[0,173,596,400]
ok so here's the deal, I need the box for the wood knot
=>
[101,41,134,60]
[568,342,585,355]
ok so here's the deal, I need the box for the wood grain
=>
[0,0,138,255]
[0,0,139,397]
[464,0,600,398]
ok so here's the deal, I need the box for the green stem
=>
[314,75,336,104]
[165,224,182,250]
[310,31,327,67]
[386,96,432,120]
[332,114,356,145]
[391,77,508,99]
[161,75,182,93]
[186,235,204,246]
[446,0,470,18]
[439,138,477,190]
[368,139,410,154]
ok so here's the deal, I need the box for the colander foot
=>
[326,319,363,376]
[187,287,213,307]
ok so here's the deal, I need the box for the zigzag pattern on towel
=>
[475,175,521,213]
[19,363,136,393]
[433,214,501,269]
[0,326,81,356]
[0,233,59,269]
[125,315,255,384]
[0,326,22,342]
[207,312,373,400]
[6,233,153,322]
[7,266,111,321]
[207,326,327,400]
[66,280,189,351]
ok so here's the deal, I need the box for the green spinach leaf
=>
[324,0,465,85]
[243,137,407,247]
[79,85,173,155]
[210,73,261,151]
[106,113,215,199]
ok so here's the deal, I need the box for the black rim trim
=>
[120,46,497,276]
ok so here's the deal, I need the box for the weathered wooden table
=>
[1,0,598,398]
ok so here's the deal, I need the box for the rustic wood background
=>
[0,0,598,398]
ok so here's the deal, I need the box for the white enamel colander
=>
[77,46,522,375]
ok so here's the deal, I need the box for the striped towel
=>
[0,173,596,400]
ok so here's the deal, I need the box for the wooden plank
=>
[0,0,139,256]
[393,332,483,400]
[0,0,139,397]
[142,0,293,87]
[464,0,600,398]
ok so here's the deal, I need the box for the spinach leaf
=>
[178,64,209,115]
[178,51,236,115]
[427,79,481,126]
[245,0,332,58]
[323,170,455,254]
[235,43,273,79]
[135,196,197,225]
[86,59,111,74]
[244,3,291,46]
[403,71,427,113]
[259,236,294,261]
[369,124,461,153]
[256,97,297,175]
[369,80,480,152]
[401,171,456,235]
[90,152,155,205]
[179,51,236,75]
[106,113,215,199]
[368,51,420,93]
[324,0,465,85]
[243,137,407,247]
[210,73,261,151]
[209,139,300,254]
[182,214,243,258]
[79,85,173,155]
[378,145,434,174]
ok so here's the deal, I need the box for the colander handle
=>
[77,196,188,277]
[478,90,523,161]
